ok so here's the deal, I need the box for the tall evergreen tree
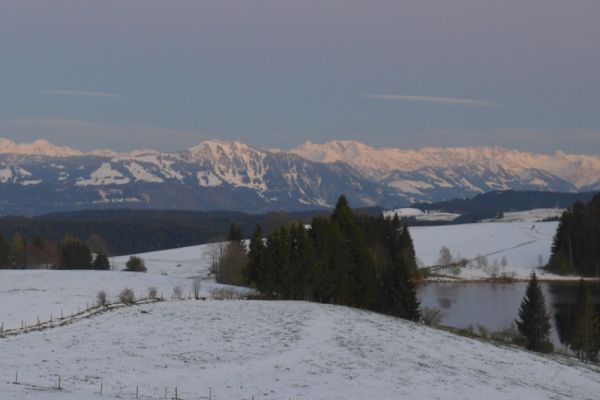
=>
[59,238,92,269]
[244,225,266,288]
[228,223,243,243]
[569,280,600,362]
[516,273,553,352]
[0,233,7,267]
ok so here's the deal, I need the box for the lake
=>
[418,281,600,351]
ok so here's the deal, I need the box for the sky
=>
[0,0,599,154]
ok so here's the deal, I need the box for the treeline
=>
[243,196,420,320]
[0,208,382,256]
[0,234,110,270]
[547,193,600,276]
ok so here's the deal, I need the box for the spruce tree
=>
[516,272,553,352]
[93,253,111,270]
[380,255,420,321]
[228,223,243,243]
[244,225,266,288]
[569,280,600,362]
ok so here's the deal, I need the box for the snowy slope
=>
[0,243,242,330]
[1,301,600,399]
[411,221,562,279]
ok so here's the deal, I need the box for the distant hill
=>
[412,190,597,223]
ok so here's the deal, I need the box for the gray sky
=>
[0,0,599,153]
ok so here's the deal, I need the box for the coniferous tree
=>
[9,234,27,269]
[0,233,7,267]
[569,280,600,362]
[59,238,92,269]
[93,253,111,270]
[331,196,377,308]
[244,195,421,320]
[244,225,266,288]
[516,273,553,352]
[228,223,243,243]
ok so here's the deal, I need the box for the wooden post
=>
[100,382,103,395]
[136,385,139,398]
[209,387,212,400]
[175,386,178,400]
[164,388,167,399]
[57,375,61,389]
[14,371,18,384]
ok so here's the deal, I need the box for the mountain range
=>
[0,138,599,215]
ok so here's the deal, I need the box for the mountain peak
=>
[0,138,84,157]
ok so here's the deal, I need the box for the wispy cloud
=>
[34,89,125,98]
[359,94,496,107]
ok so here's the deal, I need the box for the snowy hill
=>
[0,138,599,214]
[1,226,600,399]
[2,299,600,399]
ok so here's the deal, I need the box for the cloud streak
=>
[359,94,496,107]
[35,89,125,98]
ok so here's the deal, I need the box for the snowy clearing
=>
[1,300,600,400]
[384,207,460,222]
[410,221,567,280]
[487,208,565,223]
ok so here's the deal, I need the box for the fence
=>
[9,374,264,400]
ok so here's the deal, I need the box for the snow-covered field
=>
[2,300,600,400]
[110,243,216,279]
[384,207,461,222]
[0,243,245,330]
[410,221,565,280]
[2,220,598,399]
[494,208,565,223]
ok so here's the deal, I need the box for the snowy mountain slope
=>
[0,138,598,214]
[1,300,599,400]
[292,141,596,201]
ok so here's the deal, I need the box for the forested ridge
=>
[0,208,382,255]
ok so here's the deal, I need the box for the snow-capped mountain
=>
[291,141,600,202]
[0,138,598,215]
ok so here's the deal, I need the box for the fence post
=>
[100,382,103,395]
[175,386,178,400]
[14,371,18,384]
[136,385,139,398]
[57,375,61,389]
[209,387,212,400]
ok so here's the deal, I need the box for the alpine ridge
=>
[0,138,598,215]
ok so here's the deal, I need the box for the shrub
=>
[93,253,111,270]
[420,307,442,326]
[172,285,184,300]
[210,287,240,300]
[125,256,147,272]
[119,288,135,305]
[193,278,201,300]
[148,287,158,300]
[97,290,108,307]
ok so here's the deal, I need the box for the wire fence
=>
[8,374,261,400]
